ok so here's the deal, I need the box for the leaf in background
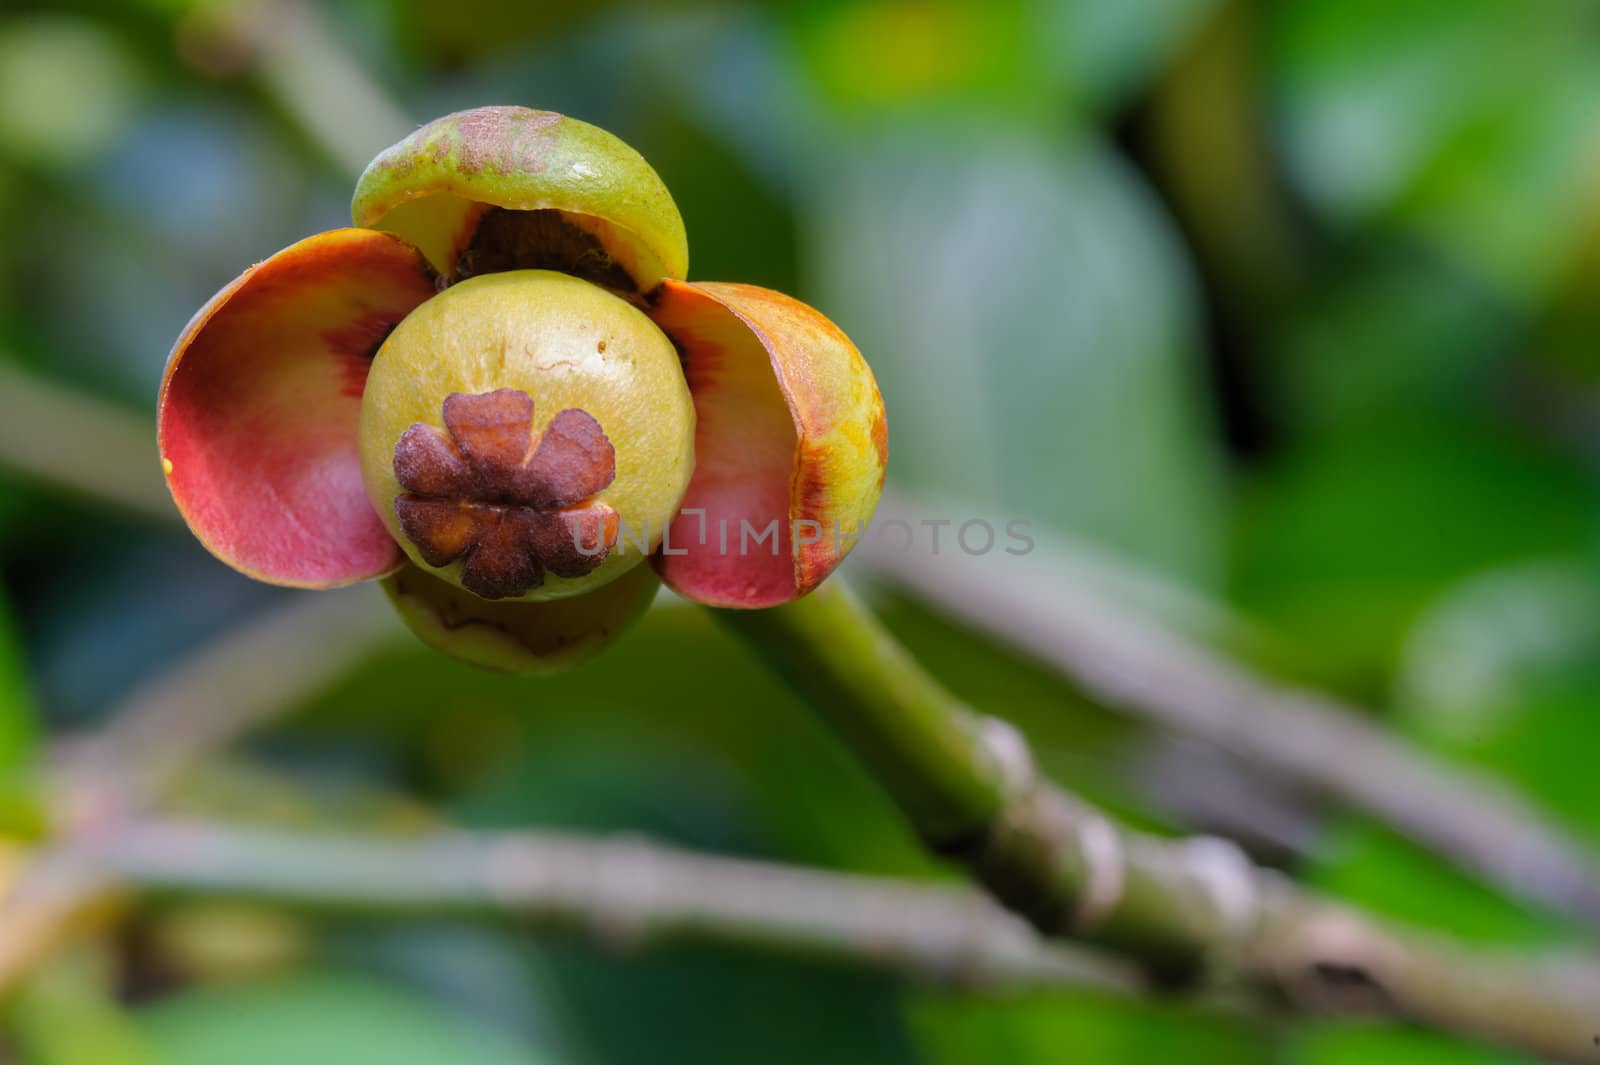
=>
[1046,0,1216,111]
[0,582,41,835]
[806,126,1227,588]
[295,592,1167,871]
[0,584,35,774]
[388,0,619,66]
[1295,558,1600,1063]
[629,103,800,294]
[137,971,561,1065]
[1269,250,1509,437]
[1397,559,1600,764]
[1290,1022,1520,1065]
[281,592,1179,1065]
[786,0,1052,118]
[1310,820,1555,949]
[10,945,154,1065]
[0,14,145,170]
[1268,0,1600,304]
[785,0,1216,119]
[27,531,286,729]
[1230,417,1594,685]
[294,603,929,873]
[444,629,920,1065]
[326,921,573,1056]
[905,990,1269,1065]
[520,941,917,1065]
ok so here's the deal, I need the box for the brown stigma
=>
[393,389,620,599]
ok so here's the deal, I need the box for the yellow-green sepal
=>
[351,106,688,291]
[382,559,659,674]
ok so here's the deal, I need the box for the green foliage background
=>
[1,0,1599,1061]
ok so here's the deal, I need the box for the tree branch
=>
[720,581,1600,1064]
[79,817,1142,997]
[0,590,402,991]
[856,492,1600,925]
[0,362,171,523]
[56,585,399,810]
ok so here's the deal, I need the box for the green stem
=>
[718,583,1600,1065]
[720,582,1211,964]
[720,581,1006,848]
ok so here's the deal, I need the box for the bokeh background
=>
[1,0,1598,1062]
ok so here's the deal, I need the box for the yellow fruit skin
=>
[351,106,688,289]
[359,270,695,602]
[382,559,658,674]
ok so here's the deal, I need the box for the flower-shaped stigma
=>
[393,389,619,600]
[158,105,887,673]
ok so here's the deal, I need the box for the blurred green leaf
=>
[1311,820,1556,947]
[523,941,916,1065]
[137,971,561,1065]
[788,0,1054,118]
[0,585,35,773]
[10,947,154,1065]
[0,583,42,836]
[1269,0,1600,303]
[807,126,1227,587]
[1296,559,1600,1062]
[905,990,1269,1065]
[1397,560,1600,762]
[1270,251,1508,436]
[293,603,928,873]
[1230,418,1594,684]
[631,104,800,294]
[786,0,1215,119]
[295,590,1166,866]
[0,15,145,169]
[1049,0,1215,110]
[442,622,922,1065]
[1290,1022,1520,1065]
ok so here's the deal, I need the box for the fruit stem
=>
[717,583,1600,1064]
[715,581,1007,850]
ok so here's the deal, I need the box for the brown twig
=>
[0,362,170,523]
[855,491,1600,926]
[0,589,401,993]
[91,817,1144,997]
[722,581,1600,1064]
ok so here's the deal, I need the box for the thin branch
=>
[85,817,1142,997]
[0,362,171,523]
[0,850,127,997]
[720,582,1600,1065]
[0,590,402,991]
[855,491,1600,926]
[252,1,413,179]
[6,6,1589,930]
[57,585,400,809]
